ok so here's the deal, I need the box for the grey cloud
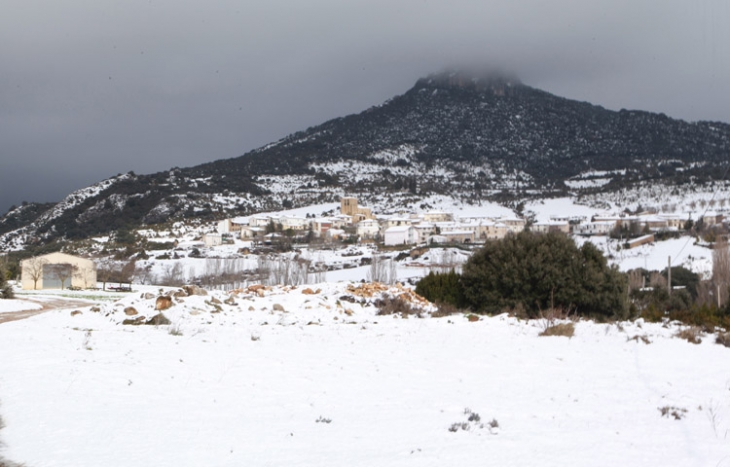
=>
[1,0,729,214]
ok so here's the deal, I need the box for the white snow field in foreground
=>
[1,283,730,467]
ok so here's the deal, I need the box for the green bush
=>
[0,267,12,299]
[415,270,467,309]
[461,231,628,319]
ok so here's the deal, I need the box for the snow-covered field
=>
[0,299,41,313]
[2,284,730,467]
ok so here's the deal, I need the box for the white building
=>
[498,216,526,233]
[573,221,615,236]
[203,233,223,246]
[422,211,454,223]
[357,219,381,239]
[412,223,436,244]
[384,226,417,246]
[532,221,570,234]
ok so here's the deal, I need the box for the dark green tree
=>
[0,267,13,299]
[415,270,467,309]
[460,231,628,319]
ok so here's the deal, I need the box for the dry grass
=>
[628,334,652,344]
[537,304,576,337]
[659,405,687,420]
[675,327,703,344]
[374,296,422,318]
[539,322,575,337]
[715,332,730,348]
[431,301,462,318]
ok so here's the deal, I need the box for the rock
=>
[144,313,171,325]
[90,306,101,313]
[70,310,82,317]
[209,297,222,305]
[123,316,145,325]
[182,285,208,296]
[156,296,173,311]
[248,306,255,311]
[124,306,138,316]
[224,297,237,305]
[144,292,155,300]
[273,303,285,312]
[410,247,428,259]
[173,290,187,298]
[302,288,321,295]
[247,284,271,297]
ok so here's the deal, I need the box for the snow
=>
[1,285,730,466]
[577,236,714,277]
[526,197,605,223]
[564,178,611,188]
[0,299,41,313]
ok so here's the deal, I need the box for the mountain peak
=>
[415,68,523,95]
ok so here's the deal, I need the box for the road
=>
[0,298,94,325]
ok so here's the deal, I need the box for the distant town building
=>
[203,233,223,246]
[340,197,374,222]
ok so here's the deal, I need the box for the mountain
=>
[2,70,730,249]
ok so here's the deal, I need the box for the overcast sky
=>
[1,0,729,215]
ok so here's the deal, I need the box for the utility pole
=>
[667,256,672,296]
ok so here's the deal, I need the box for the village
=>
[7,195,728,292]
[208,196,727,249]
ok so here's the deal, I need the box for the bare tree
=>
[120,260,136,285]
[432,248,463,274]
[256,254,311,286]
[695,280,715,307]
[24,256,47,290]
[649,271,667,289]
[160,262,185,287]
[73,266,93,289]
[96,258,114,291]
[368,254,397,284]
[627,269,644,292]
[133,263,153,285]
[48,263,77,290]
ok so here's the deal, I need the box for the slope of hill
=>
[2,70,730,248]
